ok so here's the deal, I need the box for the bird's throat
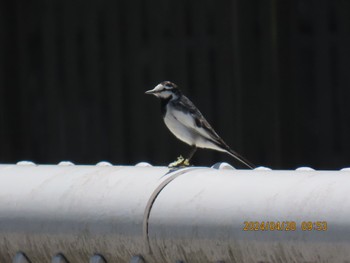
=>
[160,95,172,117]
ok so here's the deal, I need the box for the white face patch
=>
[153,84,165,93]
[147,84,177,99]
[157,90,173,99]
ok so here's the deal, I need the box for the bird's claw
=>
[168,156,191,168]
[183,159,190,166]
[168,155,185,168]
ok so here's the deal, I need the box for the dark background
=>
[0,0,349,169]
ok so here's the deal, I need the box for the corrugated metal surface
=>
[1,163,350,262]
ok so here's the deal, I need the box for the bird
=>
[145,81,255,169]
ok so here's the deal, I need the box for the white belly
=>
[163,109,226,152]
[164,111,194,146]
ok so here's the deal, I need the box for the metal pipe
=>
[0,163,349,262]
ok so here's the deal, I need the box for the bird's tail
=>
[226,148,256,169]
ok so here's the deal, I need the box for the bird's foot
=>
[183,159,190,166]
[168,155,185,168]
[168,156,191,168]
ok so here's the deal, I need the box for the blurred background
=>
[0,0,349,169]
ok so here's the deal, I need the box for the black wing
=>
[171,96,230,148]
[172,95,256,169]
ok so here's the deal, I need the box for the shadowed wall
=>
[0,0,349,169]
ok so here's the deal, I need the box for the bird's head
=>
[145,81,181,100]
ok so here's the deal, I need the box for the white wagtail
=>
[145,81,255,169]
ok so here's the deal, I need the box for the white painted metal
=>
[129,255,145,263]
[96,161,112,167]
[0,164,350,263]
[52,254,69,263]
[58,161,75,166]
[0,164,168,262]
[211,162,235,170]
[16,161,35,166]
[148,168,350,262]
[89,254,106,263]
[12,253,30,263]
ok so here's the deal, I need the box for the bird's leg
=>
[168,146,197,168]
[168,155,185,168]
[177,145,197,166]
[183,145,197,166]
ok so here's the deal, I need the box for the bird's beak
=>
[145,84,163,96]
[145,90,155,95]
[145,88,157,95]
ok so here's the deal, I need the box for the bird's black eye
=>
[161,81,175,89]
[164,84,174,90]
